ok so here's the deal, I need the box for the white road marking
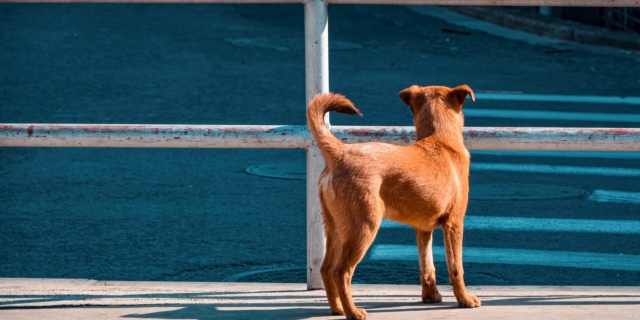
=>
[464,109,640,123]
[381,216,640,234]
[472,163,640,177]
[369,244,640,271]
[589,190,640,204]
[471,150,640,159]
[474,93,640,105]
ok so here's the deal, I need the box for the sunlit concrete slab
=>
[1,278,639,320]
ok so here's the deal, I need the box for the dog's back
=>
[307,92,469,226]
[319,137,469,230]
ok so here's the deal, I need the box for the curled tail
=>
[307,93,362,162]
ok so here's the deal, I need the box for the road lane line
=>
[589,190,640,204]
[472,163,640,177]
[474,93,640,105]
[471,151,640,159]
[381,216,640,234]
[464,109,640,123]
[369,244,640,271]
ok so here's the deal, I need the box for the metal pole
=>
[304,0,329,290]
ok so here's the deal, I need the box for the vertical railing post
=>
[305,0,329,290]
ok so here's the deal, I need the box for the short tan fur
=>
[307,85,480,319]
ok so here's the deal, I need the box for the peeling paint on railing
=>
[2,124,639,151]
[0,124,309,149]
[463,127,640,151]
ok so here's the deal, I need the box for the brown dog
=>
[307,85,480,319]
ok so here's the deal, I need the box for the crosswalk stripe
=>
[369,244,640,271]
[589,190,640,204]
[472,162,640,177]
[471,150,640,159]
[474,93,640,105]
[464,109,640,122]
[381,216,640,234]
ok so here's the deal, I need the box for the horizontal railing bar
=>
[463,127,640,151]
[0,0,637,6]
[2,124,640,151]
[0,124,310,149]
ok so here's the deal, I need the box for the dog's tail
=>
[307,93,362,162]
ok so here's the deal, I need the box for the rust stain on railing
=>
[2,124,639,151]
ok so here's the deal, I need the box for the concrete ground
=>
[1,278,640,320]
[1,1,640,310]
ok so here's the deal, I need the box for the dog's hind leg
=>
[442,217,481,308]
[320,200,345,315]
[416,229,442,303]
[322,234,345,315]
[332,215,381,320]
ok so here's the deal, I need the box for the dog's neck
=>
[415,112,468,158]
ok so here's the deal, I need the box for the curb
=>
[446,6,640,51]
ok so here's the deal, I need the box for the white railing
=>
[3,124,640,150]
[1,0,639,290]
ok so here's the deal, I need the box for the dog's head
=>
[399,84,474,140]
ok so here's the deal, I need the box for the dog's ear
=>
[447,84,476,112]
[447,84,475,112]
[399,85,424,108]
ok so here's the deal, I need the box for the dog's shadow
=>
[3,290,639,320]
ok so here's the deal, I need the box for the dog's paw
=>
[345,308,368,320]
[330,308,345,316]
[457,294,481,308]
[422,291,442,303]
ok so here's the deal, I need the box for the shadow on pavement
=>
[2,289,639,320]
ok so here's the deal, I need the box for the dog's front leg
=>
[416,229,442,303]
[442,220,481,308]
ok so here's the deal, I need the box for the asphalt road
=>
[1,4,639,286]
